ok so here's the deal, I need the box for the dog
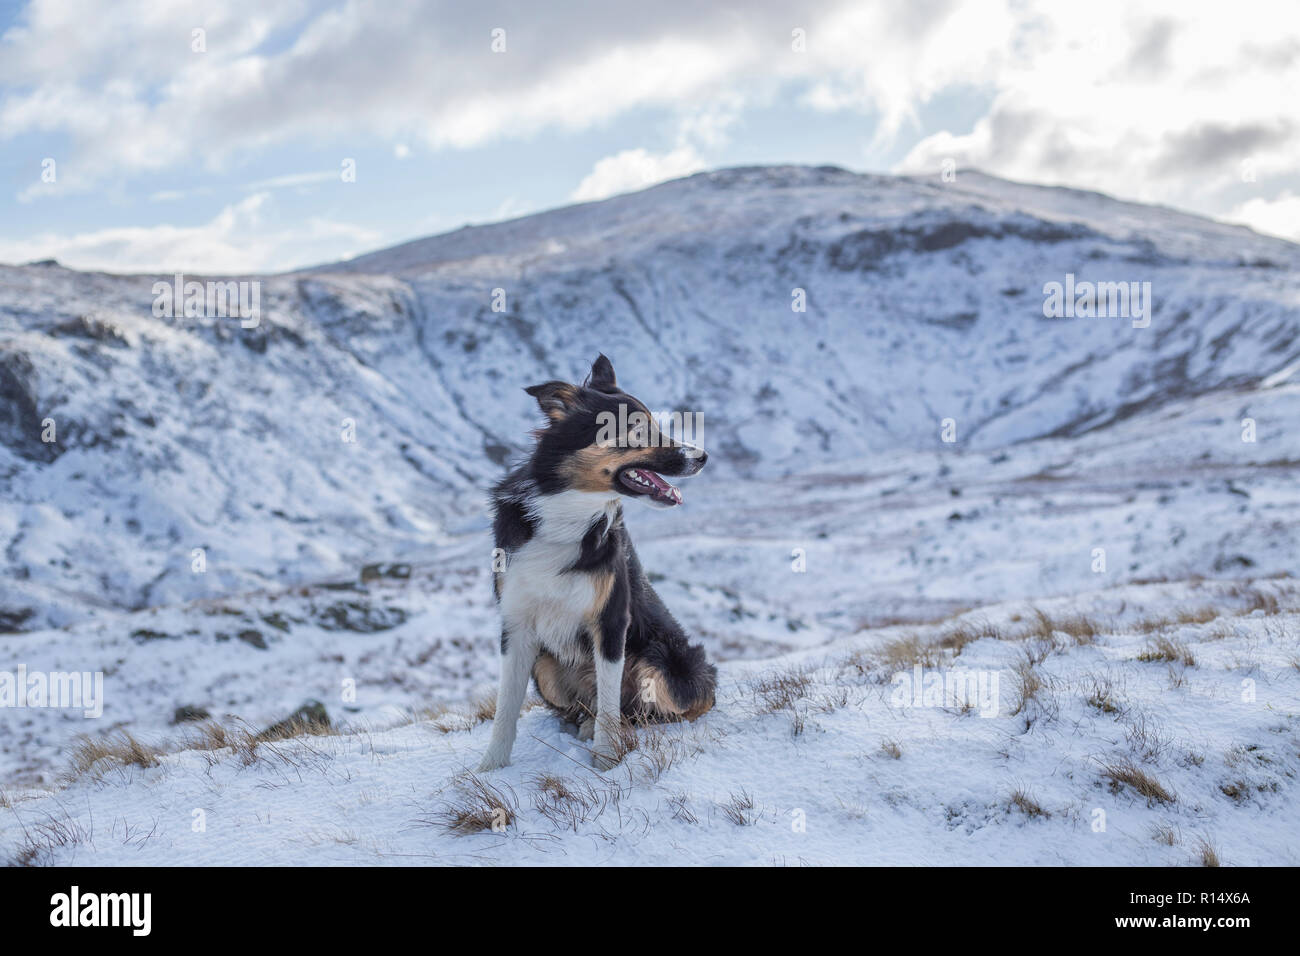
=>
[477,354,716,771]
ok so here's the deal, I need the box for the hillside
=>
[3,166,1298,633]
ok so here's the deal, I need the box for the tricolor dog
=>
[478,354,716,770]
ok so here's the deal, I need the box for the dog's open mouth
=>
[618,466,682,506]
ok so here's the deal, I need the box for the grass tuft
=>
[1007,786,1050,818]
[428,772,518,835]
[1138,635,1195,667]
[1100,757,1176,804]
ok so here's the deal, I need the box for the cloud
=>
[571,146,707,202]
[1228,192,1300,243]
[242,169,340,191]
[0,0,1014,191]
[894,0,1300,220]
[0,192,381,273]
[2,0,1298,267]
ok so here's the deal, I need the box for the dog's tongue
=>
[633,468,682,505]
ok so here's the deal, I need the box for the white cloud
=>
[0,0,1013,191]
[2,0,1299,264]
[242,169,340,191]
[1228,192,1300,243]
[571,146,707,202]
[893,0,1300,221]
[0,192,381,273]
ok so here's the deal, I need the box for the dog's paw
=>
[590,742,620,771]
[591,750,619,771]
[576,718,595,742]
[476,752,509,772]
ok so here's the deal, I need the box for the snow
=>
[3,579,1297,866]
[1,165,1298,865]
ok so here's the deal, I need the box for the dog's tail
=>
[631,636,717,721]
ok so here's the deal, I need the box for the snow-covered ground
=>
[3,578,1297,865]
[1,165,1297,865]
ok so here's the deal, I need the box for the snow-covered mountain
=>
[3,167,1299,865]
[2,165,1298,635]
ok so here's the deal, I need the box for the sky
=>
[1,0,1297,275]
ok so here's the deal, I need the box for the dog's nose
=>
[696,450,708,468]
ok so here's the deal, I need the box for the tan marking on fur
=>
[680,690,714,721]
[532,653,571,707]
[584,571,615,629]
[533,652,596,719]
[627,661,686,716]
[560,444,646,493]
[540,384,580,422]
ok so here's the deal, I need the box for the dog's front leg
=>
[591,603,629,771]
[477,626,536,772]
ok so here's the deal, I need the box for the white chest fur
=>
[498,490,620,660]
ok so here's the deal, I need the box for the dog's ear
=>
[587,353,618,392]
[524,381,579,422]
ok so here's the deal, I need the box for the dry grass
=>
[880,738,902,760]
[1225,583,1281,616]
[877,634,941,671]
[1133,615,1174,634]
[69,731,162,778]
[7,806,94,866]
[665,790,698,824]
[428,771,518,834]
[750,667,815,714]
[1205,621,1237,641]
[936,618,1001,655]
[529,773,623,831]
[1006,786,1050,818]
[613,721,702,783]
[719,788,757,826]
[471,694,496,723]
[1138,634,1195,667]
[1022,608,1102,645]
[1123,711,1170,763]
[1195,836,1222,867]
[1100,757,1176,805]
[1021,637,1055,666]
[1174,607,1219,626]
[1218,780,1250,802]
[1083,671,1124,714]
[1010,658,1054,723]
[428,694,498,734]
[179,720,281,768]
[58,703,352,786]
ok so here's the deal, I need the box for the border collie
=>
[477,354,716,771]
